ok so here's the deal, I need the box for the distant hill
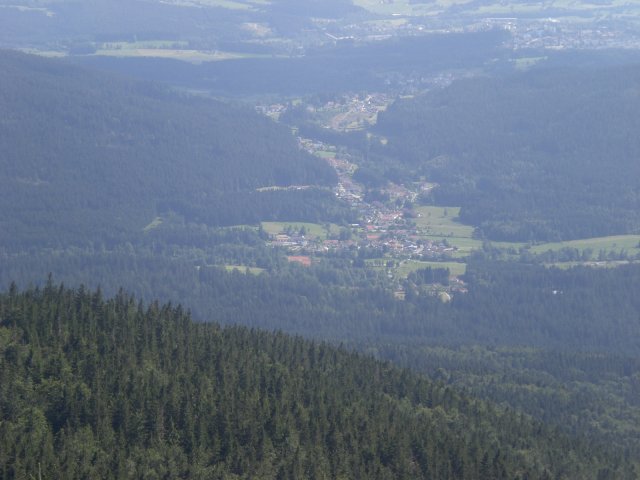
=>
[0,50,341,250]
[0,0,362,53]
[75,31,508,96]
[375,65,640,241]
[0,282,629,479]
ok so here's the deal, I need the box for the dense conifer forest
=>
[0,50,345,250]
[374,66,640,241]
[7,254,640,355]
[4,256,640,460]
[0,283,633,479]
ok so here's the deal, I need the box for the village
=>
[266,137,461,264]
[315,9,640,52]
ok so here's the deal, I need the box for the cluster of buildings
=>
[319,93,391,130]
[476,17,640,50]
[266,138,458,262]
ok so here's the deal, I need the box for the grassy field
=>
[315,151,337,159]
[143,217,163,232]
[529,235,640,257]
[261,221,340,239]
[224,265,265,275]
[514,56,548,71]
[99,40,189,49]
[413,206,482,257]
[353,0,640,18]
[352,0,433,16]
[93,48,253,64]
[543,260,640,270]
[396,259,467,278]
[160,0,255,10]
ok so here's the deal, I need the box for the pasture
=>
[143,217,163,232]
[396,259,467,279]
[261,221,340,239]
[413,206,482,256]
[224,265,265,275]
[529,235,640,258]
[93,47,252,64]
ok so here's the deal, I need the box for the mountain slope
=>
[0,50,340,249]
[375,66,640,241]
[0,282,630,479]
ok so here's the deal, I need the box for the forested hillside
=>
[0,50,343,250]
[7,254,639,355]
[0,283,632,479]
[375,65,640,241]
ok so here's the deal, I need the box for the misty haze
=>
[1,1,640,478]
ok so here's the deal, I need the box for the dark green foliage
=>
[375,66,640,241]
[1,283,624,479]
[407,267,450,286]
[0,50,343,250]
[374,344,640,460]
[4,253,640,355]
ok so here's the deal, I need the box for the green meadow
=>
[93,47,253,64]
[529,235,640,257]
[396,259,467,279]
[261,221,340,239]
[543,260,640,270]
[224,265,265,275]
[143,217,163,232]
[413,206,482,257]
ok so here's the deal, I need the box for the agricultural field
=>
[143,217,163,232]
[261,221,340,239]
[154,0,264,10]
[314,151,337,159]
[224,265,265,275]
[396,259,467,278]
[92,46,254,64]
[543,260,640,270]
[413,206,482,257]
[529,235,640,258]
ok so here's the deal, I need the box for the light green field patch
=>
[261,221,339,239]
[143,217,163,232]
[92,48,258,64]
[315,151,336,159]
[18,48,67,58]
[471,3,549,15]
[429,236,483,258]
[396,259,467,279]
[224,265,265,275]
[530,235,640,257]
[364,18,409,27]
[99,40,189,49]
[515,56,547,71]
[414,206,474,239]
[0,5,54,16]
[352,0,426,16]
[159,0,255,10]
[413,206,481,255]
[543,260,640,270]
